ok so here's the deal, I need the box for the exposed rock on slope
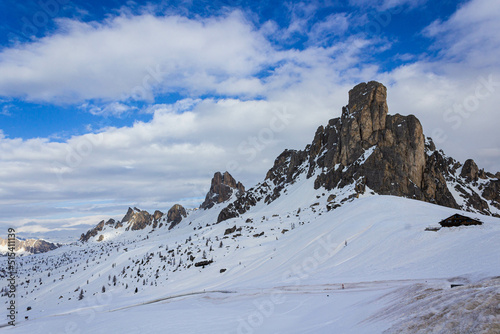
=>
[218,81,500,222]
[167,204,187,230]
[200,171,245,209]
[0,237,60,254]
[124,208,154,231]
[79,219,108,242]
[80,204,186,242]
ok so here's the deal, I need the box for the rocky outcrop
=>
[304,82,426,201]
[483,180,500,211]
[152,210,163,229]
[421,144,459,209]
[218,81,500,222]
[124,208,153,231]
[80,220,106,242]
[167,204,187,230]
[80,204,186,242]
[200,171,245,209]
[0,237,60,254]
[120,208,135,225]
[461,159,479,182]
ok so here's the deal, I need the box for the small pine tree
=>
[219,241,223,248]
[78,289,84,300]
[102,286,106,293]
[134,287,138,294]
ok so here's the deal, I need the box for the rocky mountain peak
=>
[217,81,499,223]
[344,81,388,146]
[121,207,135,224]
[346,81,388,124]
[167,204,187,230]
[200,171,245,209]
[287,80,426,198]
[123,208,153,231]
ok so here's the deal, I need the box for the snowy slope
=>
[2,181,500,333]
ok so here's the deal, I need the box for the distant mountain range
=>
[0,237,60,255]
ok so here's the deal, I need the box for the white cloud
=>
[1,105,12,116]
[423,0,500,69]
[308,13,350,44]
[0,11,276,103]
[83,101,137,117]
[349,0,427,10]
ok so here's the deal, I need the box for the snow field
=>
[2,181,499,333]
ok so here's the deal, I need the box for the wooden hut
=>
[439,214,482,228]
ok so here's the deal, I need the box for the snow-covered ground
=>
[2,183,500,333]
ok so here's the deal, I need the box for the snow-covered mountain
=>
[218,81,499,223]
[0,237,60,255]
[78,81,499,244]
[1,82,499,333]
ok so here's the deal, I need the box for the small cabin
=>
[439,214,482,228]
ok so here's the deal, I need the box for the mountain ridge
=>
[218,81,499,223]
[77,81,499,244]
[0,237,60,254]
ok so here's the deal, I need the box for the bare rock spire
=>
[200,171,245,209]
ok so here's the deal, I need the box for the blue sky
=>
[0,0,461,139]
[0,0,499,241]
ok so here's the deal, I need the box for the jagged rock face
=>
[81,218,119,242]
[340,81,389,165]
[105,219,116,226]
[308,82,426,200]
[122,208,165,231]
[121,208,135,225]
[200,171,245,209]
[217,186,262,223]
[80,204,186,242]
[218,81,500,222]
[461,159,479,182]
[167,204,187,230]
[421,146,459,209]
[152,210,163,229]
[80,220,106,242]
[124,209,152,231]
[483,180,500,211]
[0,237,59,254]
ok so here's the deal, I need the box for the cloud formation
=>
[0,11,275,103]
